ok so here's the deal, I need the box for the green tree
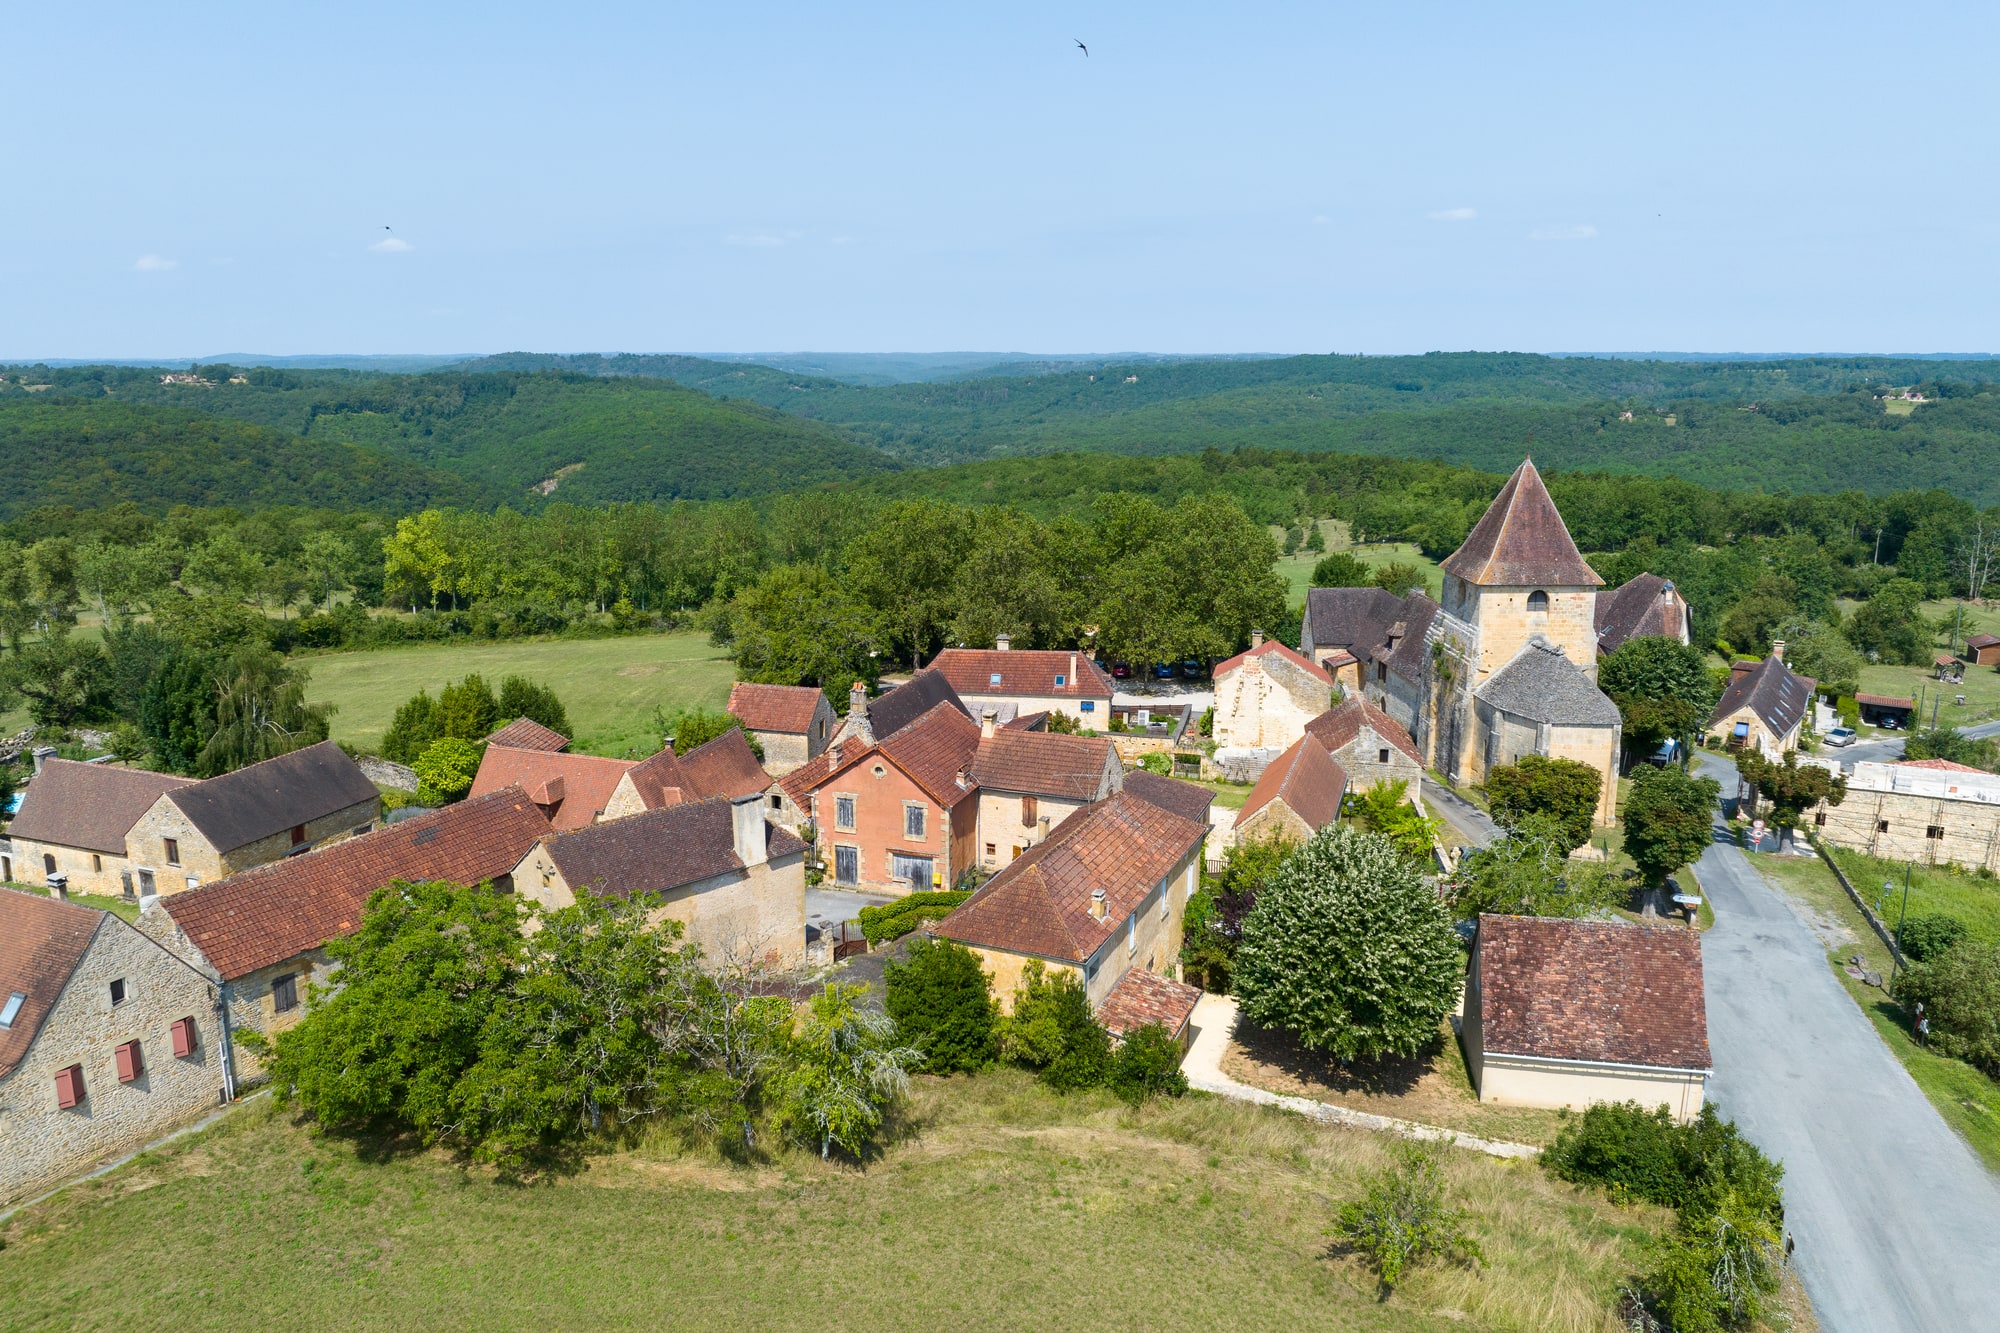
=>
[1448,817,1627,919]
[883,937,998,1074]
[434,674,500,741]
[774,982,920,1160]
[1717,575,1798,658]
[139,643,222,773]
[1311,551,1373,588]
[1108,1023,1188,1107]
[656,706,762,759]
[1371,561,1426,597]
[1622,765,1722,884]
[496,676,572,739]
[1334,1139,1483,1292]
[1734,750,1846,849]
[998,959,1111,1092]
[1770,615,1861,700]
[1904,726,1999,772]
[1642,1197,1785,1333]
[1234,824,1463,1062]
[381,689,439,764]
[723,562,880,698]
[1353,779,1444,862]
[1895,940,2000,1077]
[1845,577,1933,664]
[5,630,112,728]
[1484,754,1603,851]
[1180,832,1295,992]
[845,500,971,668]
[414,737,483,805]
[195,646,332,776]
[1597,636,1718,760]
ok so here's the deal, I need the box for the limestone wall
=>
[127,794,379,896]
[1474,1053,1706,1122]
[1815,789,2000,873]
[1214,655,1330,751]
[753,730,810,777]
[4,837,138,898]
[1328,724,1425,797]
[1465,584,1599,684]
[973,791,1090,869]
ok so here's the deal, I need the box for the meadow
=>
[0,1070,1670,1333]
[300,631,735,758]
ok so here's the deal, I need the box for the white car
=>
[1825,727,1858,747]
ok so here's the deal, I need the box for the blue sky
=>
[5,1,1996,358]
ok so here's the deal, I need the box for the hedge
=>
[858,891,972,946]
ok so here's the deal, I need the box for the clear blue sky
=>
[6,1,1996,358]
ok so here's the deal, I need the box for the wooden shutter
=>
[171,1017,197,1057]
[116,1040,144,1083]
[55,1063,85,1107]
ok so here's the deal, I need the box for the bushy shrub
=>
[497,676,572,740]
[1543,1102,1784,1223]
[414,737,482,805]
[883,938,997,1074]
[1137,751,1171,776]
[1108,1022,1188,1107]
[1639,1196,1785,1333]
[1484,754,1602,852]
[1897,912,1967,963]
[1333,1139,1483,1291]
[857,891,970,946]
[999,960,1110,1092]
[1896,940,2000,1077]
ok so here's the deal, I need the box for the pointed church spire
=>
[1438,459,1602,587]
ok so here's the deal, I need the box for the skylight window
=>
[0,992,24,1028]
[989,673,1003,685]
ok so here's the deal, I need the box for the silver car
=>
[1825,727,1857,747]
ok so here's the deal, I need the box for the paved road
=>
[1421,780,1499,848]
[1694,753,2000,1332]
[1836,715,2000,768]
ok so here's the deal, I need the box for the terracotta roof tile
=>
[932,793,1206,961]
[7,760,197,856]
[486,717,571,752]
[927,648,1114,700]
[726,682,827,735]
[469,747,634,830]
[1121,772,1216,823]
[1475,914,1709,1071]
[1439,459,1603,588]
[1305,696,1420,764]
[163,788,553,981]
[969,730,1117,801]
[1236,736,1348,831]
[1096,967,1202,1040]
[1967,634,2000,651]
[875,703,982,806]
[1854,693,1914,709]
[543,798,804,901]
[0,888,105,1077]
[166,742,379,854]
[1898,758,1989,774]
[1212,639,1333,685]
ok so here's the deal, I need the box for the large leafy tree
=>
[1310,551,1374,588]
[998,960,1111,1092]
[844,500,972,668]
[1735,750,1847,848]
[1904,726,1999,772]
[882,937,997,1074]
[6,630,112,728]
[414,737,483,805]
[722,562,880,698]
[1622,765,1722,884]
[1233,824,1463,1062]
[1845,577,1933,665]
[1771,615,1861,700]
[1448,816,1627,919]
[1597,636,1718,760]
[195,645,332,776]
[1181,832,1296,992]
[774,982,920,1160]
[1485,754,1603,851]
[496,675,571,739]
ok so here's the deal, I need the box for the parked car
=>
[1825,727,1857,747]
[1111,661,1132,679]
[1878,716,1902,731]
[1153,662,1176,680]
[1180,659,1203,679]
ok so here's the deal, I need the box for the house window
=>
[92,853,103,873]
[1021,795,1038,827]
[834,845,859,884]
[1161,883,1170,919]
[1378,747,1391,764]
[0,991,24,1028]
[1055,674,1067,686]
[1376,661,1388,682]
[290,824,307,846]
[115,1040,144,1083]
[163,838,180,866]
[42,853,56,876]
[55,1064,85,1109]
[171,1017,198,1057]
[271,974,299,1013]
[835,795,856,832]
[109,978,127,1007]
[985,842,996,858]
[1128,914,1137,956]
[1928,825,1946,840]
[1011,845,1024,859]
[989,673,1003,685]
[1080,700,1095,714]
[1528,590,1550,612]
[770,794,783,811]
[1877,820,1890,834]
[905,804,927,840]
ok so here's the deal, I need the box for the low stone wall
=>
[356,756,418,792]
[1813,836,1908,969]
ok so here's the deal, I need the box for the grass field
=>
[1826,848,2000,945]
[0,1070,1672,1333]
[1829,594,2000,728]
[300,632,735,758]
[1750,851,2000,1171]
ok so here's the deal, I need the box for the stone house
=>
[1469,639,1624,825]
[152,788,553,1081]
[779,701,981,895]
[4,760,197,897]
[1300,585,1405,679]
[966,714,1123,869]
[930,785,1209,1013]
[125,741,381,897]
[1463,914,1710,1121]
[1593,572,1692,657]
[469,745,636,831]
[1232,734,1349,846]
[725,682,836,777]
[926,639,1116,728]
[602,728,774,822]
[1303,696,1424,797]
[0,888,225,1206]
[1812,759,2000,873]
[1209,634,1335,753]
[1707,647,1816,760]
[511,795,807,967]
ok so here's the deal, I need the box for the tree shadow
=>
[1230,1015,1431,1098]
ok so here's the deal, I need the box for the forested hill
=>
[0,401,487,519]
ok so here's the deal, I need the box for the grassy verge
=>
[1188,778,1256,810]
[2,1069,1668,1333]
[1749,851,2000,1171]
[6,882,140,923]
[1825,847,2000,945]
[301,631,735,758]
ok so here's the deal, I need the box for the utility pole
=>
[1892,862,1914,985]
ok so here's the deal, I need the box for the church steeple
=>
[1439,459,1602,588]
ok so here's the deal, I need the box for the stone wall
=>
[1327,724,1425,797]
[356,756,417,792]
[127,795,380,896]
[4,836,138,898]
[973,790,1090,869]
[1213,655,1331,751]
[1815,789,2000,873]
[753,730,810,777]
[1461,583,1599,684]
[0,914,225,1205]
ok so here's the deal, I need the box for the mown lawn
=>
[1750,851,2000,1171]
[1274,522,1445,606]
[5,883,140,922]
[1826,847,2000,945]
[300,631,736,759]
[0,1071,1668,1333]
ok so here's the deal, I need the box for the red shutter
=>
[55,1063,84,1108]
[171,1017,196,1057]
[116,1040,144,1083]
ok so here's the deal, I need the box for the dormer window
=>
[1527,590,1550,613]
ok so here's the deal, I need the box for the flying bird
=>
[1074,38,1088,56]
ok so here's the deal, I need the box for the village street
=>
[1692,753,2000,1332]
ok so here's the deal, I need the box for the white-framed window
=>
[1054,673,1067,686]
[834,794,856,831]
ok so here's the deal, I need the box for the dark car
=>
[1111,661,1132,679]
[1180,659,1203,679]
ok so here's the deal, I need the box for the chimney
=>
[1771,640,1786,662]
[31,745,55,776]
[981,708,997,739]
[730,795,768,868]
[848,681,869,718]
[995,633,1011,652]
[1250,629,1265,649]
[1089,888,1107,920]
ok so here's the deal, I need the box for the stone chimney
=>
[995,633,1011,651]
[1771,640,1786,662]
[981,708,997,739]
[849,680,869,717]
[730,795,768,868]
[1089,888,1107,921]
[31,745,55,776]
[1250,629,1265,649]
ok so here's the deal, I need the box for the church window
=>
[1527,590,1549,612]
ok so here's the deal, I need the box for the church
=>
[1302,460,1687,827]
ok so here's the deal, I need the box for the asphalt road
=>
[1693,753,2000,1331]
[1834,714,2000,768]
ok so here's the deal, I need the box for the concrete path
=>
[1179,994,1538,1160]
[1694,753,2000,1332]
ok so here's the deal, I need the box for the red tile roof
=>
[1236,735,1348,831]
[7,760,197,856]
[927,648,1114,700]
[469,747,634,830]
[543,798,805,901]
[780,702,980,810]
[621,729,772,810]
[969,730,1117,801]
[1212,638,1332,685]
[1474,915,1710,1072]
[486,717,571,752]
[1439,459,1603,588]
[1002,710,1050,732]
[0,888,105,1077]
[726,682,827,735]
[1855,693,1914,709]
[163,788,554,981]
[1898,758,1990,774]
[776,746,838,808]
[933,792,1206,962]
[1967,634,2000,651]
[1304,696,1421,765]
[1096,967,1202,1040]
